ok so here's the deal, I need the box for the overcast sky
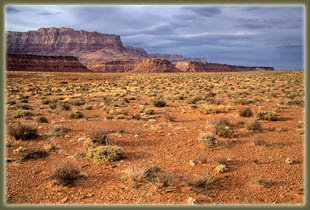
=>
[5,5,304,70]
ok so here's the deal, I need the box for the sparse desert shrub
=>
[187,170,215,193]
[14,110,35,118]
[49,103,57,109]
[70,98,86,106]
[246,120,262,132]
[187,96,202,104]
[85,105,93,110]
[58,102,71,111]
[22,150,48,161]
[87,128,109,145]
[151,98,166,107]
[125,166,175,188]
[198,132,223,148]
[200,104,230,114]
[257,111,277,121]
[164,113,176,122]
[7,100,16,105]
[232,99,253,105]
[251,138,271,147]
[8,124,38,140]
[49,125,70,136]
[132,113,141,120]
[215,124,235,138]
[239,107,253,117]
[41,99,51,105]
[123,97,130,103]
[16,104,32,110]
[51,163,80,186]
[207,117,230,128]
[251,178,273,187]
[86,146,126,163]
[70,109,84,119]
[37,116,48,123]
[144,109,155,115]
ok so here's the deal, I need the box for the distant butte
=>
[6,27,274,73]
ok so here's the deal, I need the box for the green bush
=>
[257,111,277,121]
[86,146,126,163]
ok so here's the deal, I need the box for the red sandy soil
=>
[5,71,304,205]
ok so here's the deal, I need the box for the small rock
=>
[214,164,229,173]
[13,146,25,154]
[38,126,43,129]
[167,133,173,136]
[79,172,88,178]
[189,160,196,166]
[187,197,197,205]
[6,158,13,162]
[149,119,156,122]
[60,197,68,203]
[135,134,139,138]
[65,135,70,138]
[285,158,295,165]
[77,137,85,142]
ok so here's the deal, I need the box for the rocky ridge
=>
[7,54,91,72]
[6,27,274,72]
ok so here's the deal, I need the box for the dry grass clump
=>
[49,125,70,136]
[14,110,35,118]
[209,118,234,138]
[151,98,166,107]
[187,170,215,194]
[197,132,223,148]
[69,109,84,119]
[37,116,48,123]
[86,146,126,163]
[239,107,253,117]
[8,124,38,140]
[246,120,262,132]
[87,128,109,145]
[124,166,175,188]
[51,163,80,186]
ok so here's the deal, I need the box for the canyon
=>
[6,27,274,73]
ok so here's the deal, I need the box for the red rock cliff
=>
[132,59,181,73]
[6,27,125,54]
[6,54,91,72]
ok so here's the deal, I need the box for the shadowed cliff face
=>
[7,54,91,72]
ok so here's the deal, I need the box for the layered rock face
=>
[124,46,148,57]
[7,54,91,72]
[175,61,274,72]
[6,27,274,73]
[176,61,208,72]
[148,53,207,63]
[6,27,125,54]
[91,60,137,73]
[132,59,181,73]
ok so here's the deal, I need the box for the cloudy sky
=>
[5,5,304,70]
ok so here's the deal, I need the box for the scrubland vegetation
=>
[5,71,304,205]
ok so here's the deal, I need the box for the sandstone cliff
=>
[91,60,137,73]
[175,61,274,72]
[148,53,207,63]
[6,27,125,54]
[124,46,148,57]
[132,59,181,73]
[7,54,91,72]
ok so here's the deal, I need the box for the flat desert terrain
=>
[5,70,304,205]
